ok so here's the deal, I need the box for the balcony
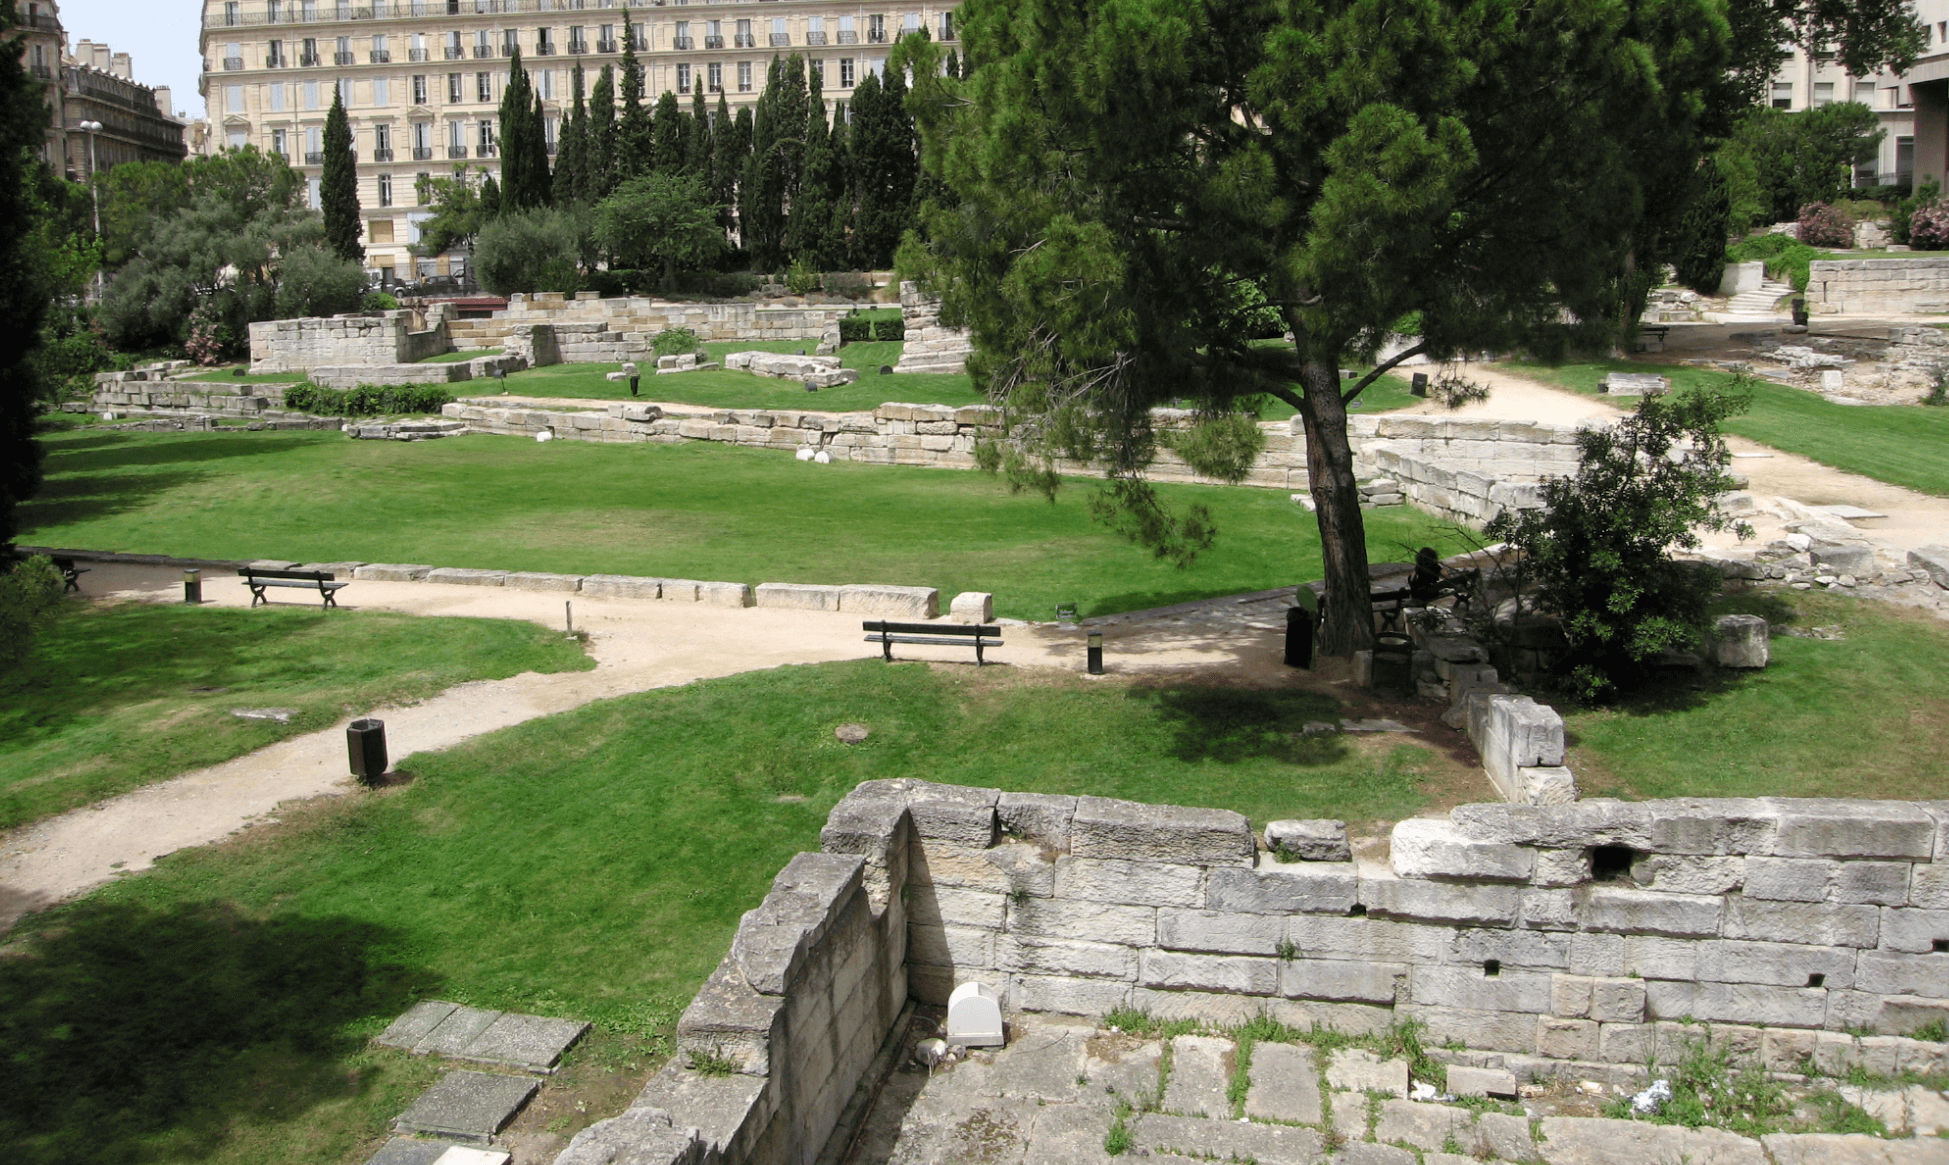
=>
[31,64,52,79]
[836,29,856,43]
[305,150,323,164]
[370,49,391,61]
[223,56,245,70]
[266,54,287,66]
[866,28,887,43]
[769,32,789,45]
[409,48,429,60]
[535,42,555,54]
[568,40,587,52]
[300,52,321,64]
[673,35,692,48]
[335,51,355,63]
[473,45,493,57]
[804,30,826,44]
[546,140,557,154]
[597,38,617,51]
[445,46,465,59]
[477,142,496,156]
[735,32,755,46]
[374,147,394,160]
[705,34,723,48]
[447,144,468,157]
[413,145,434,159]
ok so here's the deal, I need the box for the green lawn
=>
[0,658,1433,1165]
[1565,589,1949,800]
[22,429,1466,621]
[0,602,592,831]
[1505,359,1949,496]
[178,369,307,384]
[420,349,501,363]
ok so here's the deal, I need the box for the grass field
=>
[0,602,592,830]
[1505,359,1949,496]
[21,429,1466,621]
[0,659,1436,1165]
[178,369,306,384]
[421,349,501,363]
[1564,589,1949,801]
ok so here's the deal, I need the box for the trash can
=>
[1791,298,1809,327]
[347,718,387,785]
[1284,606,1315,669]
[1372,633,1415,696]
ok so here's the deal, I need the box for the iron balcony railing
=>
[409,47,429,59]
[804,30,826,44]
[769,31,789,45]
[535,41,554,53]
[305,150,323,163]
[866,28,887,43]
[673,35,692,48]
[704,34,723,48]
[223,56,245,69]
[413,145,434,159]
[447,144,468,157]
[373,147,394,160]
[371,49,391,61]
[335,50,355,63]
[445,46,465,58]
[735,32,755,46]
[597,37,617,51]
[836,29,856,43]
[300,52,321,64]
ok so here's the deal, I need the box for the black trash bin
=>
[1284,606,1315,669]
[347,718,387,785]
[1791,298,1809,327]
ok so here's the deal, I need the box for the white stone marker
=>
[945,981,1004,1048]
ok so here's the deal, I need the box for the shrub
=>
[1674,163,1731,293]
[272,245,365,320]
[1911,204,1949,251]
[1890,175,1940,246]
[651,327,700,358]
[474,206,594,295]
[361,290,399,312]
[1795,202,1855,248]
[784,256,820,296]
[821,271,874,300]
[183,298,238,366]
[1484,380,1752,701]
[30,322,118,402]
[0,555,66,669]
[1725,233,1819,291]
[281,382,454,416]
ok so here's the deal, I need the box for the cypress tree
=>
[850,68,917,268]
[789,71,839,269]
[321,85,364,261]
[527,89,552,204]
[944,49,959,82]
[480,171,501,217]
[497,49,543,211]
[688,77,712,176]
[727,104,753,253]
[826,108,853,267]
[553,65,589,205]
[0,1,50,553]
[588,65,617,199]
[652,90,684,174]
[617,14,651,179]
[743,55,806,272]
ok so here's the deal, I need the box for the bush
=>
[1911,204,1949,251]
[651,327,700,358]
[785,256,820,296]
[30,322,117,403]
[821,271,875,300]
[1484,381,1752,701]
[1795,202,1855,248]
[1725,233,1818,291]
[183,297,239,366]
[281,382,454,416]
[273,245,365,320]
[474,206,594,296]
[0,556,66,669]
[1674,163,1731,293]
[361,290,399,312]
[1890,176,1940,247]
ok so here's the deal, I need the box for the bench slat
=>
[860,621,1000,636]
[251,578,349,589]
[864,635,1005,648]
[242,569,335,581]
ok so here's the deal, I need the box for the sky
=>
[55,0,207,121]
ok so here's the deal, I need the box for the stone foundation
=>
[1808,257,1949,315]
[248,306,453,372]
[889,281,974,375]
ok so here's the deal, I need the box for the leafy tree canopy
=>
[412,166,497,257]
[594,170,726,290]
[1719,102,1883,227]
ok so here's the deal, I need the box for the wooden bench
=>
[50,556,89,594]
[241,567,350,609]
[864,620,1003,665]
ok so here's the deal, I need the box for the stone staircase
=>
[1721,279,1796,319]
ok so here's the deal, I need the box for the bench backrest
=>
[241,568,335,581]
[863,621,1000,636]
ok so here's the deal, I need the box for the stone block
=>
[1412,965,1552,1013]
[1534,848,1593,888]
[1288,914,1452,963]
[459,1012,590,1071]
[1832,862,1913,906]
[502,571,583,592]
[1264,818,1352,862]
[1744,857,1833,902]
[1721,898,1879,947]
[1206,863,1358,914]
[581,573,663,599]
[354,562,434,582]
[1809,542,1875,577]
[1160,1034,1233,1117]
[1709,614,1770,668]
[906,781,999,846]
[908,839,1052,896]
[392,1071,538,1143]
[1012,973,1132,1015]
[1644,980,1829,1027]
[1156,908,1284,956]
[948,591,994,622]
[994,935,1136,980]
[837,583,939,619]
[1374,1099,1482,1153]
[1577,886,1722,937]
[1128,1112,1326,1164]
[1391,817,1535,881]
[906,923,995,968]
[1326,1047,1410,1096]
[1630,854,1746,896]
[1907,544,1949,589]
[655,579,703,603]
[1448,1064,1520,1098]
[1281,957,1407,1004]
[1361,875,1522,925]
[1537,1117,1765,1165]
[1696,939,1858,989]
[1911,863,1949,909]
[1857,950,1949,996]
[996,792,1075,848]
[1406,1005,1541,1053]
[374,1000,460,1049]
[1239,1041,1322,1124]
[412,1006,504,1057]
[1069,795,1256,866]
[1139,949,1280,995]
[1767,799,1937,860]
[1053,856,1205,908]
[906,884,1008,929]
[1007,896,1155,946]
[754,582,842,611]
[1537,1016,1601,1060]
[695,581,753,608]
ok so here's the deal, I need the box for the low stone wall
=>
[566,783,1949,1164]
[450,292,853,353]
[1807,257,1949,315]
[308,353,522,390]
[89,376,293,418]
[889,280,974,375]
[248,307,452,373]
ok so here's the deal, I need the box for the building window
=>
[413,74,428,103]
[839,57,854,88]
[904,12,920,35]
[869,57,885,80]
[1771,79,1792,109]
[706,18,722,48]
[677,62,691,91]
[228,130,248,149]
[225,83,245,112]
[738,60,752,91]
[374,122,392,157]
[707,61,721,91]
[306,125,322,160]
[771,16,788,46]
[808,58,822,85]
[302,36,318,65]
[477,120,495,155]
[806,15,825,45]
[477,72,492,102]
[676,20,693,49]
[336,35,353,65]
[939,11,954,40]
[539,69,554,100]
[372,33,389,62]
[475,30,492,58]
[545,116,558,152]
[1813,81,1834,107]
[1854,80,1877,107]
[304,79,320,109]
[867,15,886,44]
[267,39,284,67]
[1897,136,1915,182]
[448,73,463,102]
[413,121,431,157]
[308,176,320,208]
[272,127,287,157]
[378,173,393,206]
[737,17,753,47]
[446,30,462,59]
[374,76,390,105]
[224,0,239,24]
[448,120,464,149]
[415,170,430,204]
[838,15,856,44]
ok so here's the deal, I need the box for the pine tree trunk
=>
[1292,339,1375,659]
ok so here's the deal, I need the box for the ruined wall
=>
[89,376,292,418]
[1807,257,1949,315]
[561,784,1949,1164]
[447,292,852,354]
[247,308,451,372]
[889,281,974,375]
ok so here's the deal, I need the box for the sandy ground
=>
[0,563,1341,932]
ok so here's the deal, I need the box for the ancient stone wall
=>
[889,281,974,375]
[89,376,293,418]
[562,784,1949,1164]
[452,292,852,353]
[1346,416,1584,524]
[1807,257,1949,315]
[247,308,451,373]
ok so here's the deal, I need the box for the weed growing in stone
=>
[686,1048,739,1078]
[1103,1100,1133,1155]
[1913,1019,1949,1042]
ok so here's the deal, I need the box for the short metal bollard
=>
[629,375,641,396]
[1284,606,1314,669]
[347,718,388,785]
[1087,630,1105,675]
[183,568,202,605]
[1410,372,1428,397]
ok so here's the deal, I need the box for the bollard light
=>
[1087,630,1105,675]
[183,568,202,604]
[347,718,388,785]
[629,375,640,396]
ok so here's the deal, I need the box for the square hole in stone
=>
[1483,959,1501,978]
[1933,939,1948,953]
[1807,973,1826,988]
[1348,904,1367,917]
[1590,846,1636,883]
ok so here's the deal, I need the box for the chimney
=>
[111,51,130,80]
[90,43,109,71]
[154,85,171,115]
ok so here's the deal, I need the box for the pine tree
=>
[944,49,959,81]
[553,65,589,205]
[321,85,364,261]
[588,65,617,200]
[617,14,651,180]
[652,89,684,174]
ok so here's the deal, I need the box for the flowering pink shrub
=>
[1795,202,1855,248]
[183,299,236,365]
[1911,204,1949,250]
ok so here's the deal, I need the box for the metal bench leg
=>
[322,589,337,610]
[249,585,267,607]
[880,622,892,662]
[975,639,985,666]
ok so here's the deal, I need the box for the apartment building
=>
[197,0,958,283]
[1766,43,1921,189]
[14,1,188,180]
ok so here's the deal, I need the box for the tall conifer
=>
[588,65,617,199]
[497,49,548,210]
[652,90,684,174]
[617,14,651,179]
[321,85,364,260]
[689,78,712,176]
[553,65,590,204]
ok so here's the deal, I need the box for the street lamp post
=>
[78,119,102,301]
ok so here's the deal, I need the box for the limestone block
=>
[1205,863,1358,915]
[1374,1099,1483,1153]
[1645,980,1829,1027]
[837,583,939,619]
[1630,854,1746,895]
[1007,896,1155,946]
[909,839,1052,897]
[1577,886,1722,937]
[1280,957,1407,1004]
[1391,817,1535,881]
[695,581,754,608]
[1244,1041,1322,1123]
[426,567,507,586]
[1809,542,1875,577]
[1911,863,1949,909]
[994,935,1136,980]
[1326,1047,1410,1096]
[1710,614,1770,668]
[906,885,1007,929]
[1766,799,1937,860]
[1534,848,1594,888]
[503,571,584,592]
[1721,898,1879,947]
[1552,975,1648,1022]
[1139,949,1280,995]
[1877,907,1949,954]
[675,960,785,1076]
[1696,939,1858,989]
[581,574,663,600]
[1743,857,1831,902]
[1537,1117,1765,1165]
[1012,973,1132,1016]
[753,582,841,611]
[1053,856,1205,908]
[1069,795,1256,866]
[906,922,995,968]
[906,782,999,846]
[1263,818,1352,862]
[1537,1016,1601,1059]
[996,792,1075,848]
[1404,1005,1541,1054]
[1160,1034,1235,1117]
[1156,907,1284,955]
[1287,914,1452,963]
[1455,926,1574,969]
[1833,862,1914,906]
[1361,875,1522,926]
[947,591,993,623]
[1454,798,1781,855]
[1411,965,1552,1013]
[1907,544,1949,589]
[1448,1064,1520,1099]
[354,562,435,581]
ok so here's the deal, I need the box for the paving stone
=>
[1161,1034,1235,1117]
[1537,1115,1764,1165]
[1373,1098,1481,1153]
[1080,1031,1163,1104]
[362,1138,453,1165]
[1447,1064,1518,1098]
[1245,1041,1322,1124]
[457,1012,590,1071]
[411,1006,505,1057]
[393,1071,538,1143]
[1129,1112,1325,1165]
[374,1001,458,1050]
[1332,1141,1417,1164]
[1761,1131,1945,1165]
[885,1093,1039,1165]
[945,1023,1089,1103]
[1326,1048,1409,1098]
[1020,1104,1119,1165]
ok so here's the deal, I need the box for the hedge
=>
[839,313,905,343]
[281,382,455,416]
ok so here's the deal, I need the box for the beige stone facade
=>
[196,0,958,281]
[13,2,188,181]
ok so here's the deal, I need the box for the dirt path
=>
[0,565,1359,932]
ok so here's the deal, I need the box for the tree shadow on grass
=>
[0,899,429,1165]
[1129,684,1354,767]
[20,466,215,531]
[45,432,319,474]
